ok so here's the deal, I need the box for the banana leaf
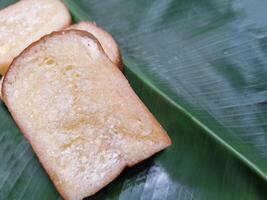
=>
[1,0,267,199]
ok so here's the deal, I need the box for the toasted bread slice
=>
[67,22,123,70]
[0,0,71,75]
[2,30,171,200]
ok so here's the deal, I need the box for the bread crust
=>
[57,0,72,27]
[2,30,171,200]
[67,21,123,70]
[0,77,3,98]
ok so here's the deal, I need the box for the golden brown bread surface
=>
[67,21,123,70]
[2,30,171,200]
[0,0,71,75]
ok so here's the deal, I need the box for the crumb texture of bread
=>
[3,30,171,200]
[0,0,71,75]
[67,22,123,70]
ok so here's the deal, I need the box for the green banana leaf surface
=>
[1,0,267,199]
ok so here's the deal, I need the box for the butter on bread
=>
[0,0,71,75]
[2,30,171,200]
[67,21,123,70]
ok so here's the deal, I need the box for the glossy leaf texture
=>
[0,0,267,200]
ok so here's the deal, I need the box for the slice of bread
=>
[0,0,71,75]
[67,22,123,70]
[2,30,171,200]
